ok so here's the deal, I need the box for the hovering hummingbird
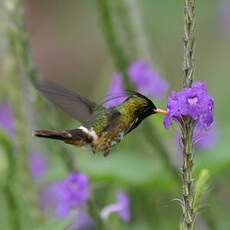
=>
[33,82,167,156]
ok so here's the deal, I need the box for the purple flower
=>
[29,152,48,179]
[69,210,96,230]
[194,125,218,150]
[40,184,95,228]
[164,81,214,130]
[100,192,130,222]
[56,172,90,217]
[105,73,126,108]
[0,102,15,136]
[106,60,169,106]
[128,59,169,99]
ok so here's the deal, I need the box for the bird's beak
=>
[154,108,168,115]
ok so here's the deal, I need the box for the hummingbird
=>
[33,82,167,156]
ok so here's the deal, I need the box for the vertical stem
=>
[5,0,44,224]
[181,120,195,230]
[11,74,44,224]
[183,0,195,88]
[181,0,196,229]
[1,134,20,230]
[123,0,152,60]
[97,0,132,88]
[110,0,137,59]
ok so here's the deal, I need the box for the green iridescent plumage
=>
[33,82,161,155]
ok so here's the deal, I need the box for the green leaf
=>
[193,169,210,211]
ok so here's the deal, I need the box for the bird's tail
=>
[33,129,93,146]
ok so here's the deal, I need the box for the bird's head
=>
[123,92,167,119]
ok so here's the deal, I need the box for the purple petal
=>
[56,172,90,217]
[116,192,130,222]
[164,81,214,130]
[100,191,130,222]
[40,172,90,218]
[56,204,70,218]
[163,115,172,129]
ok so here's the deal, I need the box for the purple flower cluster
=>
[40,180,95,229]
[100,192,130,222]
[164,81,214,130]
[56,172,90,217]
[106,59,169,107]
[128,59,169,99]
[0,102,15,136]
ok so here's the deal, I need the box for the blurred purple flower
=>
[29,152,48,179]
[56,172,90,218]
[100,192,130,222]
[106,59,169,107]
[194,125,218,150]
[40,184,95,229]
[128,59,169,99]
[164,81,214,130]
[69,210,96,230]
[0,102,15,136]
[105,73,126,108]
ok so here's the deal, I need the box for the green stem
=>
[183,0,195,88]
[110,0,137,59]
[11,75,44,224]
[5,0,44,224]
[181,0,196,229]
[181,119,195,230]
[1,133,20,230]
[97,0,131,88]
[123,0,152,60]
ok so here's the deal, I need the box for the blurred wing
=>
[101,90,141,108]
[34,82,98,123]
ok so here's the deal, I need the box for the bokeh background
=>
[0,0,229,229]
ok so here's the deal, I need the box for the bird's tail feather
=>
[33,130,72,140]
[33,129,93,146]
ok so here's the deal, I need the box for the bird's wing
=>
[34,81,98,124]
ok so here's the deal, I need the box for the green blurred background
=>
[0,0,230,229]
